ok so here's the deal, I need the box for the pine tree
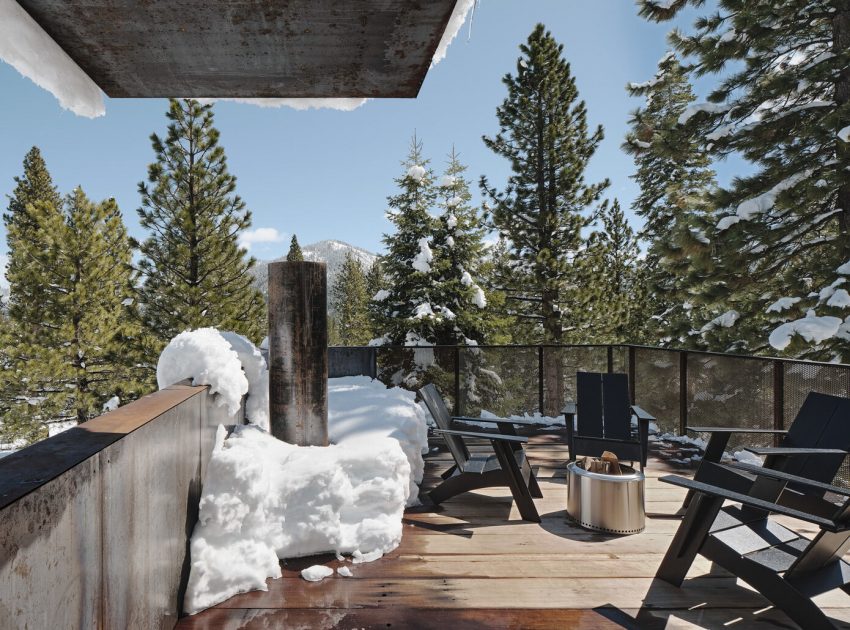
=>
[331,252,372,345]
[639,1,850,360]
[0,147,62,446]
[364,258,387,339]
[369,134,441,347]
[623,51,718,348]
[430,148,494,345]
[287,235,304,261]
[4,187,145,439]
[480,24,608,412]
[580,200,647,343]
[135,99,266,345]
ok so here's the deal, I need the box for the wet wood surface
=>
[177,432,850,629]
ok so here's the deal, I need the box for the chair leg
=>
[703,537,839,630]
[656,491,725,586]
[429,471,498,505]
[492,441,541,523]
[528,470,543,498]
[440,463,457,480]
[680,432,732,513]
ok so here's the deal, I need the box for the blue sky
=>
[0,1,734,261]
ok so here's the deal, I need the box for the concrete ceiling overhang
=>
[14,0,459,98]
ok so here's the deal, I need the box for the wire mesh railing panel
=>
[784,361,850,487]
[633,348,680,435]
[687,354,774,451]
[457,346,540,418]
[374,346,458,411]
[541,346,611,416]
[611,345,628,374]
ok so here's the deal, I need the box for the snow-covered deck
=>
[176,431,850,629]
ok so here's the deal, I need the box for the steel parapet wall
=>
[0,383,241,629]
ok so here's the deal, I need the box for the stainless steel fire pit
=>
[566,461,645,535]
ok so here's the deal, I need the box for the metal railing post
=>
[538,346,545,414]
[679,351,688,436]
[773,360,785,446]
[607,345,614,374]
[628,346,636,405]
[454,346,461,416]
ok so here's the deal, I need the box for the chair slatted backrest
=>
[577,372,632,441]
[420,384,470,471]
[782,392,850,487]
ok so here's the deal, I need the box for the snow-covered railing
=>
[0,381,243,628]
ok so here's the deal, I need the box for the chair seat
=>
[464,449,528,475]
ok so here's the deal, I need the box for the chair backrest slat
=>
[577,372,604,438]
[782,392,850,488]
[577,371,632,441]
[602,373,631,441]
[420,384,470,471]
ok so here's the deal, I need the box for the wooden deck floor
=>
[177,432,850,629]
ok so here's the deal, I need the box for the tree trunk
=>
[834,6,850,256]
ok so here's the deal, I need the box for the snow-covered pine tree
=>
[623,51,719,348]
[369,135,441,348]
[135,99,266,345]
[480,24,609,412]
[580,200,647,344]
[430,148,493,345]
[365,258,387,339]
[639,1,850,360]
[287,235,304,261]
[0,147,61,446]
[331,252,372,346]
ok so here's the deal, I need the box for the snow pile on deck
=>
[156,328,269,429]
[328,376,429,504]
[184,424,410,615]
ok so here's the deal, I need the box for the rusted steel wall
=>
[0,383,240,630]
[328,346,377,379]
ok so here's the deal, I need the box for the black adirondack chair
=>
[679,391,850,512]
[657,460,850,629]
[563,372,654,470]
[419,384,543,523]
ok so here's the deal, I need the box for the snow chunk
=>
[412,238,433,273]
[717,215,741,231]
[438,175,456,187]
[678,102,730,125]
[220,332,269,431]
[769,310,842,350]
[337,566,353,577]
[460,271,473,286]
[447,195,462,207]
[301,565,334,582]
[431,0,476,66]
[699,310,739,333]
[839,126,850,143]
[183,425,409,614]
[837,260,850,275]
[413,303,435,319]
[328,376,428,506]
[157,328,248,416]
[472,285,487,308]
[447,214,458,229]
[0,0,104,117]
[827,289,850,309]
[352,549,384,564]
[406,164,426,183]
[102,396,120,413]
[766,297,800,313]
[736,170,811,221]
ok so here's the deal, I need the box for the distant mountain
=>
[251,239,378,299]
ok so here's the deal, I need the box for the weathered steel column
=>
[268,261,328,446]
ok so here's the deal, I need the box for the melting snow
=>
[769,310,843,350]
[766,297,800,313]
[301,565,334,582]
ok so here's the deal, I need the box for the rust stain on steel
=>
[15,0,458,98]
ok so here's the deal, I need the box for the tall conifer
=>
[136,99,266,345]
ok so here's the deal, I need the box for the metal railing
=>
[330,343,850,466]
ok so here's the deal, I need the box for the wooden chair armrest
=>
[744,446,848,456]
[725,461,850,497]
[686,426,788,435]
[660,474,842,531]
[454,416,541,427]
[434,428,529,444]
[631,405,655,422]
